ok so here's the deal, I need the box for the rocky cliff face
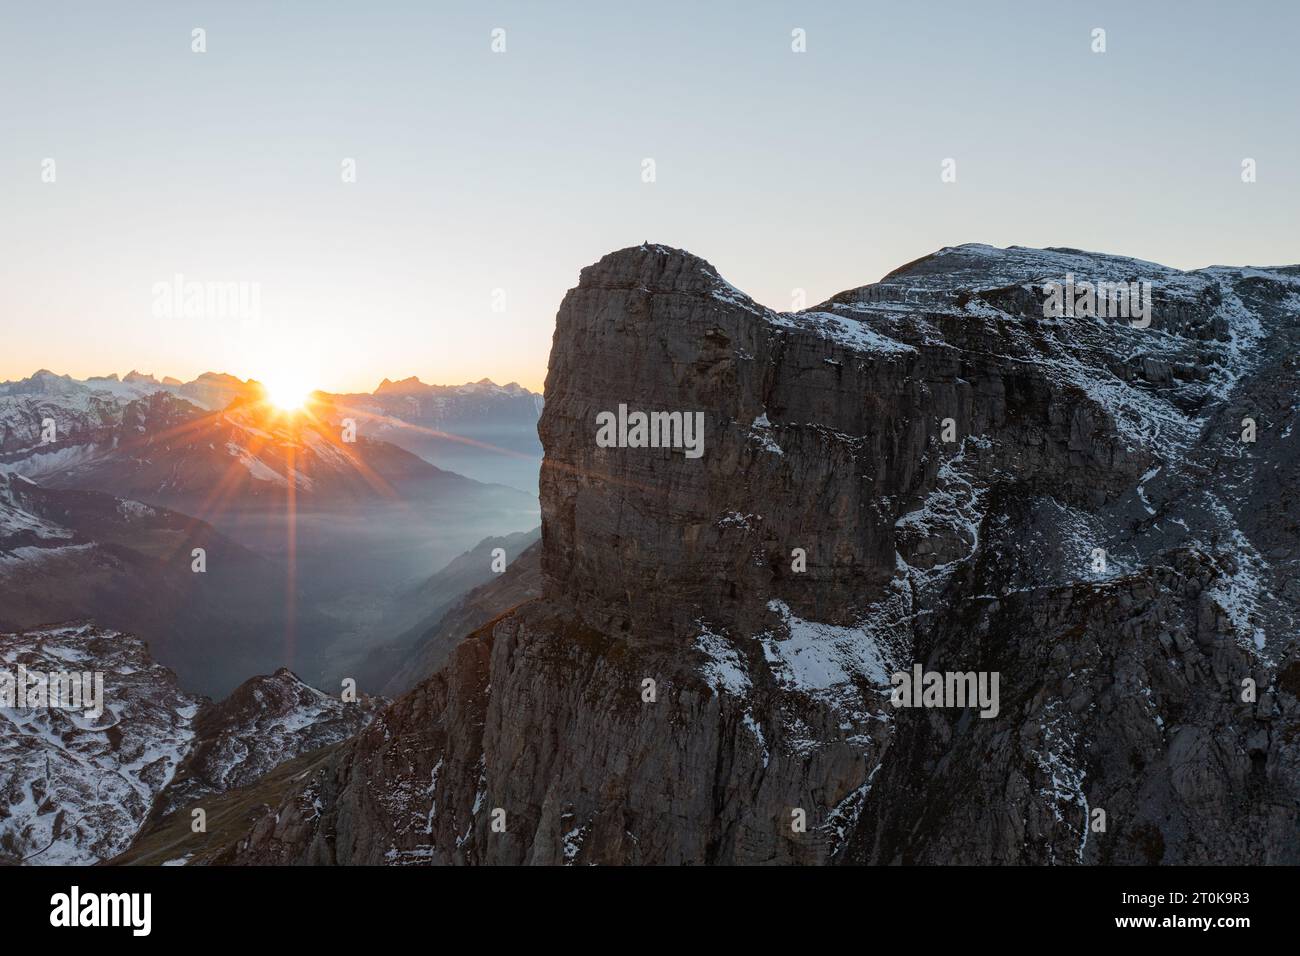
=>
[221,242,1300,865]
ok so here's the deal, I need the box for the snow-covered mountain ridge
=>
[0,623,381,865]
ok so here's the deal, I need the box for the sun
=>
[261,373,314,412]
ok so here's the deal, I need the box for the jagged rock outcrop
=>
[220,243,1300,865]
[155,667,383,816]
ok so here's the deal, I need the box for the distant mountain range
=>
[0,369,543,493]
[0,370,541,698]
[7,391,476,512]
[326,376,544,492]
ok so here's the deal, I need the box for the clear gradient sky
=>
[2,1,1297,394]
